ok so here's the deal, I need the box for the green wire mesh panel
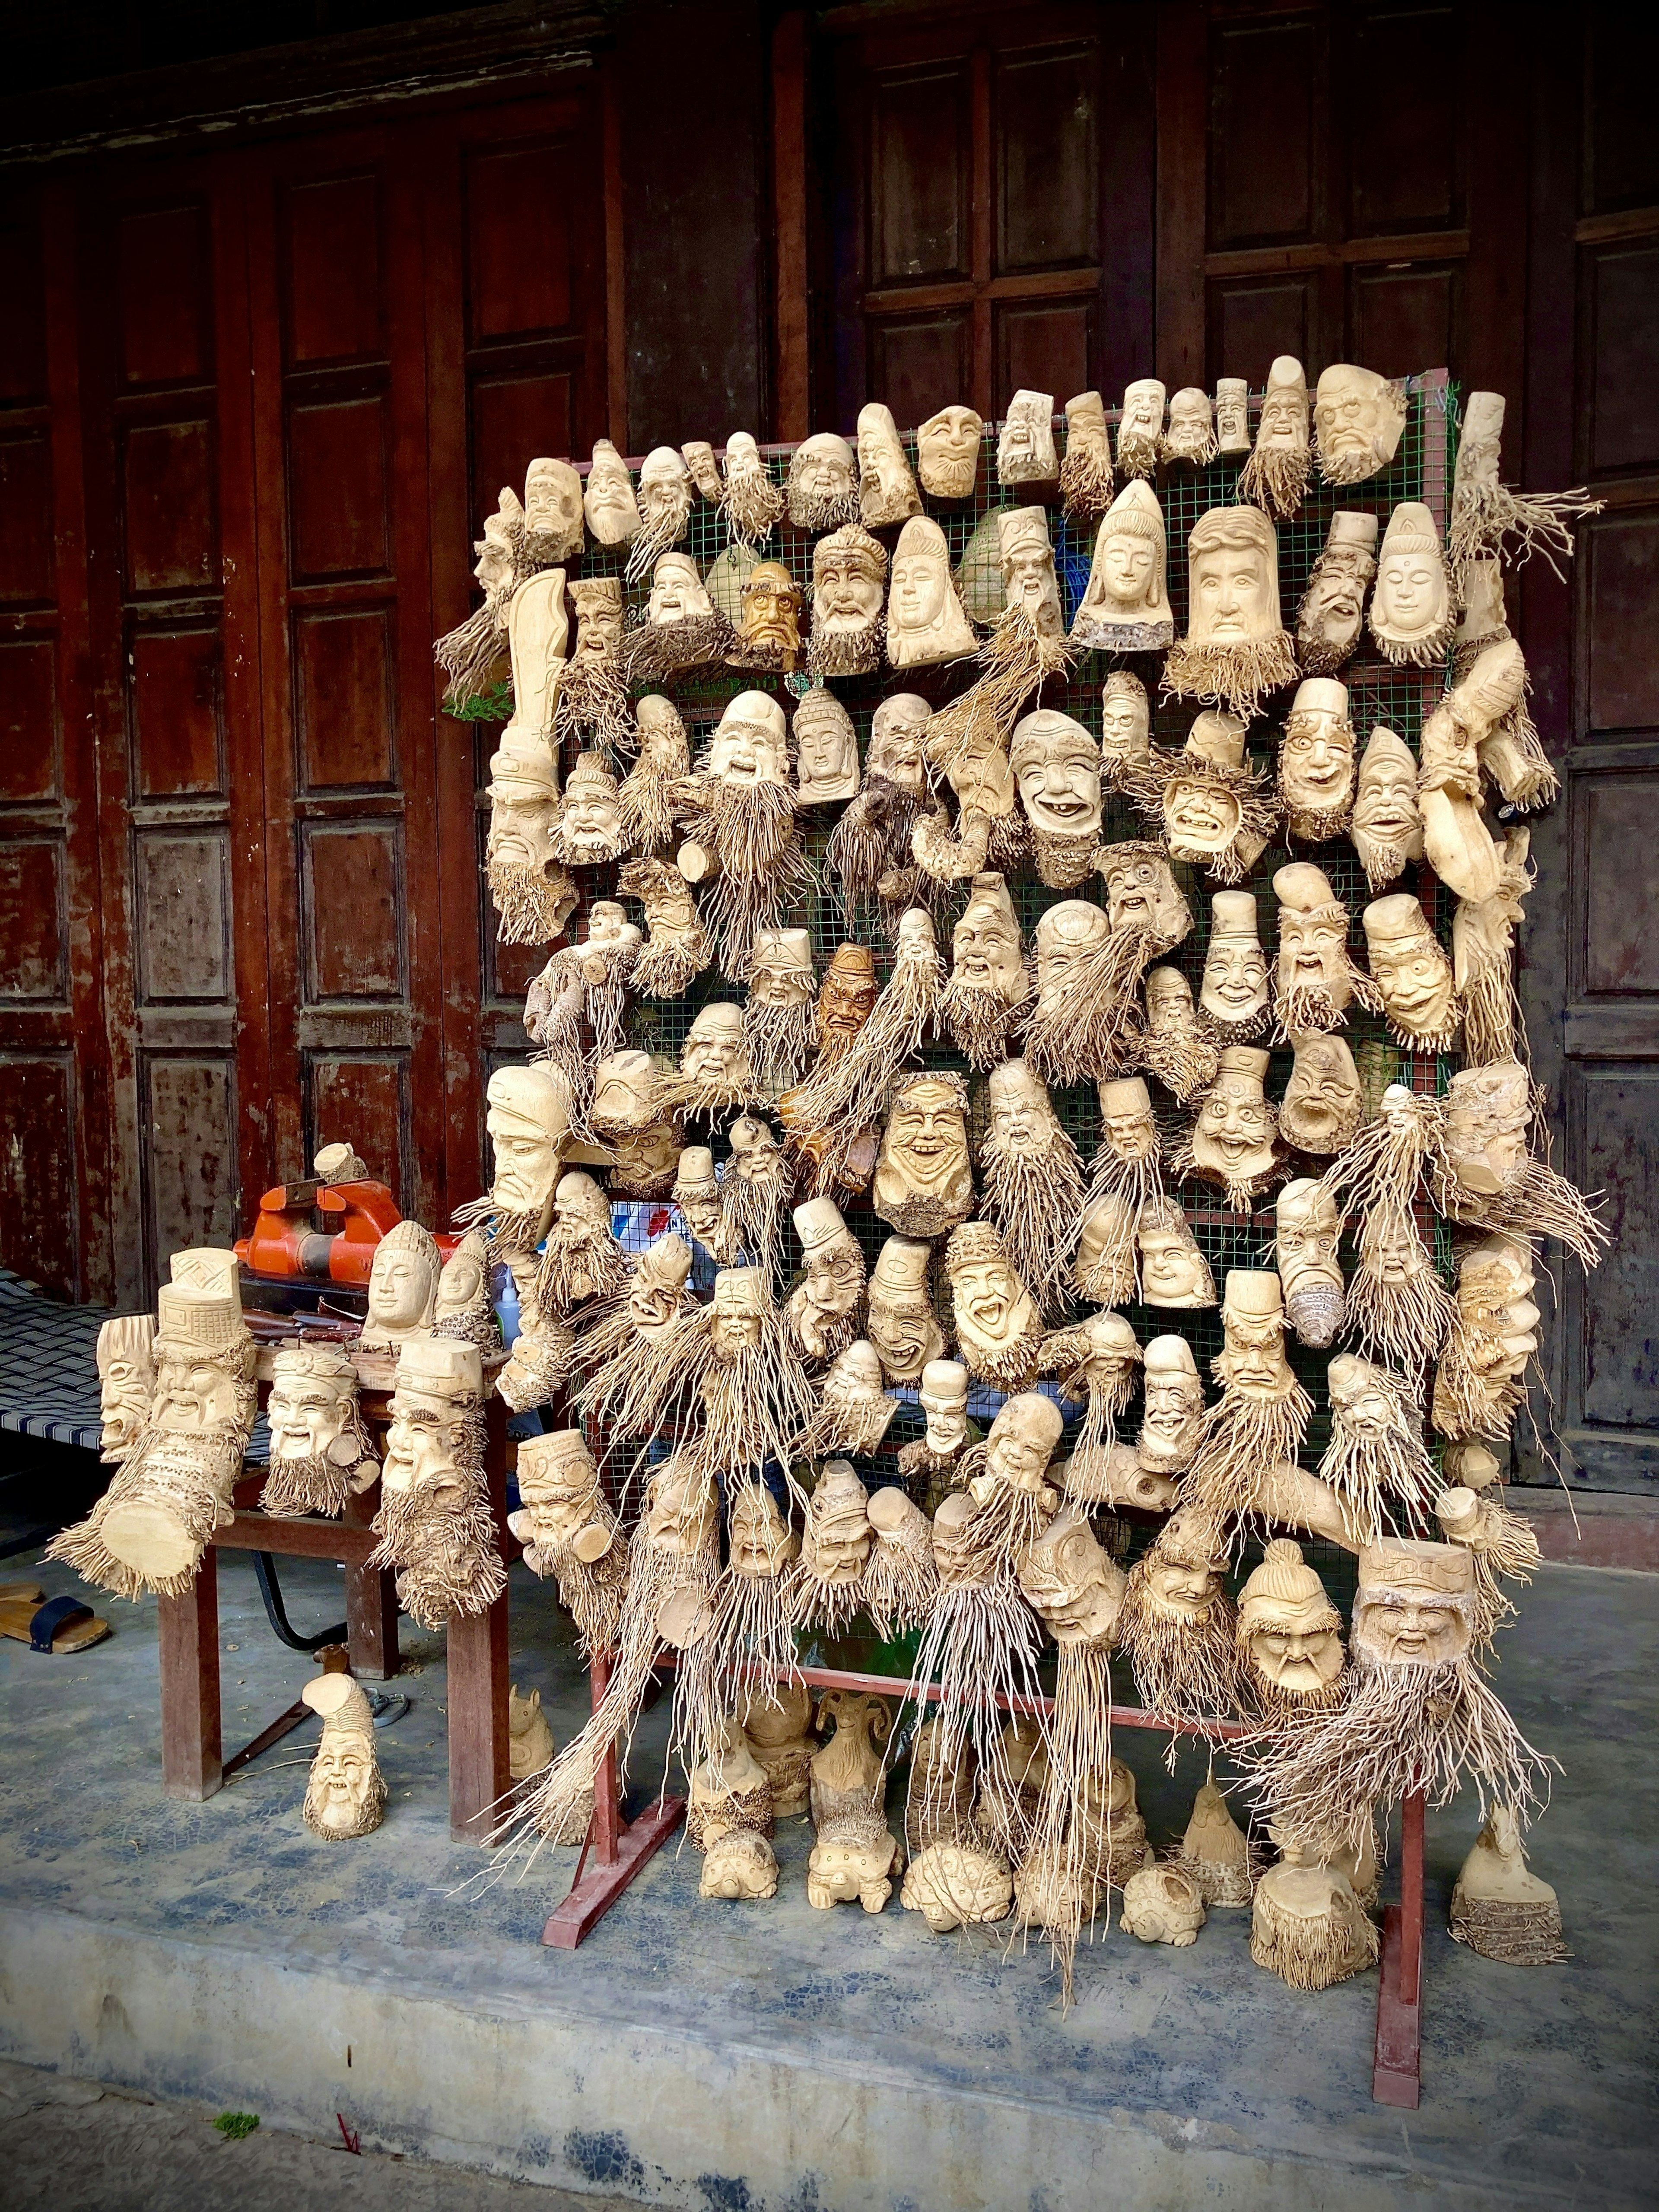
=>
[477,375,1461,1614]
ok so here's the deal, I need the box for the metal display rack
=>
[504,372,1461,2108]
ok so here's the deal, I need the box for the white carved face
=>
[682,1007,746,1086]
[1123,382,1163,435]
[747,941,814,1007]
[1354,744,1421,845]
[1248,1611,1343,1694]
[987,1071,1053,1154]
[1144,967,1195,1034]
[952,900,1023,995]
[1278,903,1349,995]
[917,405,982,494]
[1096,524,1158,613]
[561,779,620,854]
[638,448,689,524]
[919,1382,966,1452]
[1002,538,1060,628]
[1189,538,1271,642]
[1035,905,1109,997]
[1276,1189,1342,1292]
[953,1255,1023,1349]
[368,1241,436,1331]
[885,1081,969,1189]
[1315,371,1384,464]
[1165,775,1243,855]
[1011,714,1101,838]
[708,714,787,787]
[1201,935,1268,1018]
[868,696,929,789]
[1138,1223,1209,1306]
[1302,551,1370,642]
[485,780,559,868]
[1100,683,1150,765]
[891,541,948,633]
[585,451,638,534]
[1280,1039,1362,1150]
[487,1113,559,1215]
[308,1733,378,1833]
[1194,1078,1274,1179]
[151,1352,241,1434]
[1281,713,1354,812]
[648,557,707,624]
[524,460,583,547]
[815,541,884,629]
[1369,926,1454,1030]
[1140,1372,1204,1462]
[1257,385,1307,452]
[268,1371,353,1460]
[795,435,855,499]
[1375,548,1446,639]
[794,699,856,790]
[1353,1585,1469,1668]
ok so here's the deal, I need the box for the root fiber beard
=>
[537,1218,629,1311]
[622,493,692,584]
[486,857,577,948]
[1141,1022,1219,1104]
[693,1320,820,1489]
[721,465,785,549]
[1238,444,1311,522]
[783,935,943,1189]
[979,1129,1088,1318]
[826,777,928,921]
[1160,631,1300,728]
[1115,429,1159,484]
[1025,1639,1116,2005]
[721,1154,794,1282]
[682,778,814,981]
[807,625,880,679]
[619,610,736,686]
[369,1467,505,1632]
[1183,1377,1314,1529]
[1119,1573,1241,1740]
[261,1438,368,1521]
[941,968,1031,1071]
[435,594,509,713]
[554,654,634,761]
[1431,1154,1610,1273]
[745,996,817,1090]
[617,761,682,855]
[923,609,1076,777]
[1273,968,1378,1043]
[1024,928,1170,1088]
[1448,477,1601,586]
[1250,1652,1554,1858]
[1317,1405,1439,1548]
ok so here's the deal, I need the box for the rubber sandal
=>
[0,1593,112,1654]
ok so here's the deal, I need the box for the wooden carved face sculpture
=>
[1099,671,1152,776]
[1237,1539,1344,1701]
[1352,726,1424,888]
[584,438,641,544]
[1144,965,1199,1043]
[1296,512,1378,674]
[791,690,859,802]
[1275,1179,1344,1346]
[627,1233,693,1332]
[1185,505,1282,648]
[484,1066,568,1230]
[680,1003,750,1093]
[1019,1504,1126,1645]
[747,928,815,1014]
[1142,1510,1226,1624]
[672,1147,723,1247]
[1443,1061,1532,1200]
[568,577,624,670]
[866,1236,944,1383]
[997,387,1057,482]
[1034,900,1110,1016]
[874,1074,974,1239]
[918,1358,968,1454]
[728,1481,797,1579]
[268,1347,360,1469]
[556,754,623,861]
[636,693,691,774]
[1313,363,1408,486]
[1370,503,1452,661]
[816,943,880,1055]
[515,1430,606,1555]
[1363,894,1458,1049]
[1192,1048,1278,1193]
[998,507,1063,637]
[811,524,888,673]
[791,1198,865,1351]
[637,443,691,534]
[645,1458,720,1560]
[523,456,585,561]
[1279,681,1356,833]
[1255,356,1309,458]
[1165,385,1215,464]
[1073,1192,1135,1305]
[945,1225,1041,1386]
[1137,1201,1215,1309]
[985,1059,1062,1159]
[1116,376,1166,471]
[710,1266,769,1358]
[646,552,712,628]
[362,1221,438,1336]
[802,1462,873,1587]
[1214,377,1250,453]
[707,691,789,788]
[736,560,802,666]
[381,1342,480,1510]
[1201,893,1269,1030]
[1092,1075,1155,1167]
[867,693,929,794]
[1452,1236,1540,1387]
[856,401,922,526]
[472,510,514,595]
[1274,862,1358,1022]
[1137,1337,1206,1471]
[1010,709,1102,884]
[951,876,1025,999]
[787,433,859,530]
[1351,1541,1475,1669]
[1215,1270,1297,1401]
[916,403,983,499]
[888,516,977,667]
[486,739,562,876]
[302,1681,386,1840]
[1279,1033,1363,1155]
[96,1316,155,1462]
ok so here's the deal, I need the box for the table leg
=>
[159,1548,222,1800]
[1374,1786,1425,2107]
[343,1488,398,1681]
[447,1395,513,1842]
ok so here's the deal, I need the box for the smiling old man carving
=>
[1199,891,1270,1043]
[261,1344,378,1520]
[1059,388,1114,523]
[1010,709,1103,887]
[786,431,860,532]
[1115,376,1166,481]
[1239,355,1311,519]
[808,522,888,678]
[857,401,923,527]
[1351,724,1425,893]
[942,871,1030,1070]
[1176,1046,1281,1211]
[583,437,642,546]
[1296,512,1378,677]
[873,1071,974,1239]
[1273,862,1376,1038]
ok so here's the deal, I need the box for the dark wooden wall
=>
[0,0,1652,1488]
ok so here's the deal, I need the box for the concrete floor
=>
[0,1530,1653,2211]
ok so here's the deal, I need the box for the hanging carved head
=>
[1351,1539,1476,1668]
[1183,504,1284,645]
[1279,1032,1364,1155]
[1256,356,1309,454]
[866,693,930,792]
[786,432,859,528]
[998,505,1063,635]
[1201,892,1268,1026]
[583,438,641,544]
[1279,681,1356,826]
[1363,894,1457,1042]
[1216,1268,1296,1399]
[268,1344,361,1466]
[874,1071,974,1234]
[1138,1334,1206,1470]
[523,456,585,559]
[951,874,1025,998]
[711,1266,769,1357]
[1313,363,1408,483]
[1099,669,1153,771]
[1096,1074,1159,1163]
[628,1232,693,1332]
[985,1059,1062,1158]
[916,402,984,498]
[801,1460,873,1585]
[791,689,859,802]
[707,690,790,787]
[888,516,978,667]
[1100,842,1191,942]
[1236,1538,1345,1700]
[485,1065,570,1225]
[1443,1060,1532,1199]
[1371,502,1450,650]
[1192,1047,1277,1187]
[865,1236,944,1382]
[1018,1503,1127,1645]
[748,926,816,1008]
[1137,1199,1215,1309]
[918,1357,968,1453]
[646,551,712,626]
[1010,709,1102,846]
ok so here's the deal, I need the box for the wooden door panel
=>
[1580,775,1659,995]
[867,313,970,428]
[993,299,1092,416]
[283,174,385,366]
[121,418,217,595]
[1344,6,1459,234]
[1348,261,1461,382]
[1208,17,1319,249]
[287,397,392,579]
[134,830,231,1003]
[870,64,972,287]
[471,369,575,521]
[118,205,213,387]
[0,431,54,605]
[0,1053,78,1290]
[1585,515,1659,732]
[1588,244,1659,474]
[0,215,47,400]
[140,1054,241,1277]
[1207,276,1314,385]
[301,822,405,1002]
[305,1051,410,1210]
[131,628,224,798]
[0,638,60,802]
[465,141,576,339]
[994,43,1097,274]
[0,841,66,1001]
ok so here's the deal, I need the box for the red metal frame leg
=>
[541,1648,684,1950]
[1374,1786,1425,2108]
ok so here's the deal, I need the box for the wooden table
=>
[156,1381,513,1843]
